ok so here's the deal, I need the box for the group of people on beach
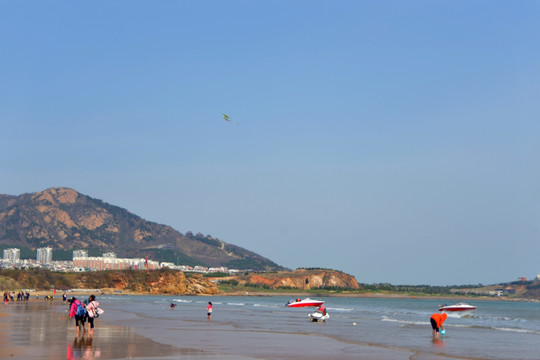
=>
[68,295,101,335]
[3,290,31,303]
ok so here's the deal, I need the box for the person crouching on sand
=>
[430,312,447,340]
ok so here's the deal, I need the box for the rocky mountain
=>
[0,187,284,271]
[223,268,360,290]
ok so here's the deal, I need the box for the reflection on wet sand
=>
[0,301,186,359]
[67,333,100,360]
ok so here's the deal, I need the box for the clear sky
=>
[1,1,539,286]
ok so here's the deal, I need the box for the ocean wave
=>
[381,315,426,326]
[171,298,193,303]
[227,302,246,306]
[326,307,354,312]
[254,303,287,309]
[494,327,540,335]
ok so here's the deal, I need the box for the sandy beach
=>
[0,295,418,360]
[0,300,187,360]
[2,293,538,360]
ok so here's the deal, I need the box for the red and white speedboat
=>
[286,298,325,308]
[438,303,476,312]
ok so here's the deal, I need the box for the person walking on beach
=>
[430,312,447,340]
[207,302,213,319]
[85,295,100,335]
[69,297,86,334]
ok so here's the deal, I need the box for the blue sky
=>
[1,1,539,285]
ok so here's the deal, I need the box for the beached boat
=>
[438,303,476,312]
[286,298,325,307]
[308,310,329,322]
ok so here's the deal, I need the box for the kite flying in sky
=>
[223,113,238,125]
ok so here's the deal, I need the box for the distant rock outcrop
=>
[87,270,219,295]
[0,268,218,295]
[226,269,360,290]
[0,187,284,271]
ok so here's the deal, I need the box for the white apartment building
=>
[3,248,20,261]
[36,247,53,264]
[73,256,159,271]
[73,250,88,259]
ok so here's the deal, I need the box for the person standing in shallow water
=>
[430,312,447,340]
[85,295,100,335]
[69,297,86,335]
[207,302,213,319]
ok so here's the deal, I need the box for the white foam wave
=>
[172,299,192,303]
[327,307,353,312]
[494,327,540,335]
[381,315,426,326]
[253,303,274,308]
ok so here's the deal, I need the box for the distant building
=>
[36,247,53,264]
[157,244,174,249]
[103,252,117,258]
[72,256,159,271]
[518,277,528,282]
[3,248,20,261]
[73,250,88,259]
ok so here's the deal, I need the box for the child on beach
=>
[207,302,213,319]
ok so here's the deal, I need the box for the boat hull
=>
[438,304,476,312]
[287,298,325,308]
[288,301,325,308]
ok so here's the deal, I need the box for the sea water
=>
[97,295,540,360]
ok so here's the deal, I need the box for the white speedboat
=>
[438,302,476,312]
[308,311,329,322]
[286,298,325,308]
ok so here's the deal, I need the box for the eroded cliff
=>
[226,269,360,290]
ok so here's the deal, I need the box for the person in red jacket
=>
[69,297,86,334]
[430,312,447,339]
[317,304,326,316]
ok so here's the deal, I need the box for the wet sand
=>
[0,299,421,360]
[0,301,206,360]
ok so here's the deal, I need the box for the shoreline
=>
[4,288,537,304]
[2,290,538,360]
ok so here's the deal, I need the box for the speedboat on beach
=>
[286,298,325,308]
[438,302,476,312]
